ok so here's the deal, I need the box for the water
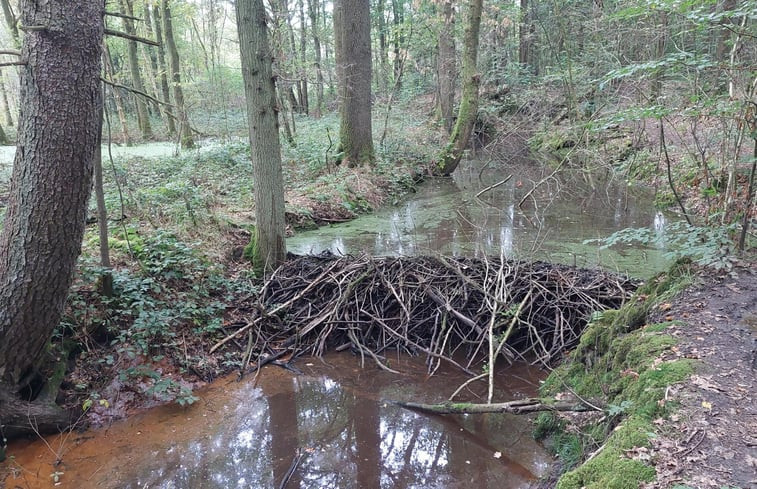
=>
[288,159,673,278]
[2,355,552,488]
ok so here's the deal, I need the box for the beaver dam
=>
[214,253,639,374]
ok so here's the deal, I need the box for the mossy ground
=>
[535,260,695,489]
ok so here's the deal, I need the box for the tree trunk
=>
[163,0,195,148]
[391,0,404,91]
[235,0,288,273]
[0,0,103,435]
[376,0,389,94]
[141,4,166,122]
[435,0,483,176]
[518,0,531,67]
[437,0,456,134]
[120,0,153,139]
[298,0,309,115]
[0,0,19,47]
[334,0,374,166]
[0,121,8,145]
[152,4,176,135]
[103,44,133,146]
[307,0,324,118]
[0,74,14,127]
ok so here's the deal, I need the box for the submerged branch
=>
[391,397,602,415]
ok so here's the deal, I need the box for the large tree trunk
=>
[0,0,103,435]
[307,0,324,118]
[120,0,153,139]
[334,0,374,166]
[435,0,483,176]
[437,0,456,134]
[235,0,288,273]
[152,4,177,136]
[163,0,195,148]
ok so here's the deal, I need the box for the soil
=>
[643,261,757,489]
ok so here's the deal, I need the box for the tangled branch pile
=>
[216,253,639,374]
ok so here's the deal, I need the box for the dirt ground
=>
[644,261,757,489]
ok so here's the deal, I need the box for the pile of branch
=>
[214,253,639,374]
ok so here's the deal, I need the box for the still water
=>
[3,355,551,488]
[288,158,672,278]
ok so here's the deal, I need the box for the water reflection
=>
[3,356,552,489]
[288,159,674,277]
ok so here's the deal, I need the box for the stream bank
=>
[532,260,757,489]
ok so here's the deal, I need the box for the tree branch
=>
[391,397,602,415]
[0,60,25,67]
[0,49,21,56]
[104,28,159,46]
[105,10,142,21]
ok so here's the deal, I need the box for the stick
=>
[391,397,601,415]
[475,174,512,199]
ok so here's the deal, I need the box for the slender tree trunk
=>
[103,44,133,146]
[235,0,287,273]
[152,4,176,135]
[437,0,456,133]
[334,0,374,166]
[0,122,8,145]
[307,0,324,118]
[298,0,309,115]
[377,0,389,94]
[0,74,12,127]
[435,0,483,176]
[0,0,103,436]
[391,0,404,91]
[0,0,19,47]
[120,0,153,139]
[163,0,195,148]
[518,0,531,68]
[141,4,165,121]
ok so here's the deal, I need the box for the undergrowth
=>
[535,260,695,489]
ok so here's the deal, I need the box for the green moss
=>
[538,262,696,488]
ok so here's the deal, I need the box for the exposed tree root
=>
[0,386,75,440]
[217,253,639,375]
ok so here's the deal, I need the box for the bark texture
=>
[0,0,103,432]
[235,0,288,273]
[435,0,483,176]
[334,0,374,166]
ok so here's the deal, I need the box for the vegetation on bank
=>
[534,260,695,488]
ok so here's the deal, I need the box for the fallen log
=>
[390,397,602,415]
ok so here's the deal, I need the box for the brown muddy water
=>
[2,354,551,488]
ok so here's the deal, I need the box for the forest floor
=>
[642,262,757,489]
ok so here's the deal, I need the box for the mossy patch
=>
[537,261,695,488]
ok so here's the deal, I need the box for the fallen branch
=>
[390,397,602,415]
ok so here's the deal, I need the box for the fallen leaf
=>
[701,401,712,410]
[493,451,502,459]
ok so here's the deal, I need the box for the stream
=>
[1,144,676,488]
[289,157,673,278]
[4,355,551,488]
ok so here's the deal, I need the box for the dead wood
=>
[390,397,601,415]
[217,253,639,375]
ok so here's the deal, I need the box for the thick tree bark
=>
[235,0,288,273]
[120,0,153,139]
[334,0,374,166]
[437,0,456,134]
[0,0,103,434]
[163,0,195,148]
[152,4,176,136]
[435,0,483,176]
[307,0,324,118]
